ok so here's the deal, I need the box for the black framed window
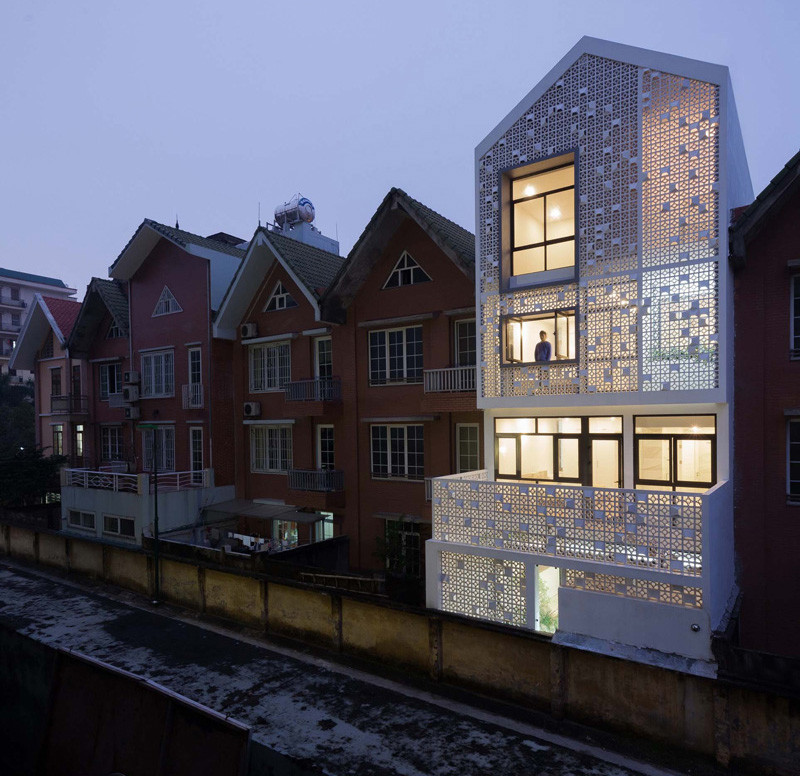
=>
[789,419,800,501]
[634,415,716,491]
[504,309,576,364]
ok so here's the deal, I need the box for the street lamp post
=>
[139,423,160,604]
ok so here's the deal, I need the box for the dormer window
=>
[264,281,298,312]
[152,286,182,317]
[383,252,431,288]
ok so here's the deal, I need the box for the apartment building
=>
[426,37,752,664]
[1,268,77,382]
[56,220,245,543]
[730,150,800,658]
[9,294,83,459]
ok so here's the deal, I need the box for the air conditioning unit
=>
[243,401,261,418]
[124,406,140,420]
[122,385,139,402]
[241,322,258,339]
[123,370,140,384]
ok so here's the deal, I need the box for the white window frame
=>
[99,362,122,400]
[791,275,800,358]
[141,349,174,398]
[152,286,182,317]
[314,336,332,379]
[789,418,800,502]
[383,251,432,288]
[68,510,95,530]
[190,426,203,484]
[368,325,423,385]
[264,281,298,312]
[315,511,335,542]
[250,424,293,473]
[52,423,63,455]
[107,321,123,339]
[370,424,424,480]
[101,426,123,461]
[456,423,480,473]
[317,424,335,470]
[249,341,291,392]
[142,426,175,472]
[188,347,202,386]
[103,514,136,539]
[454,319,476,367]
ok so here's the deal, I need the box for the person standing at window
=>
[535,330,551,362]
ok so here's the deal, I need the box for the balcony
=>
[427,470,733,641]
[283,377,342,417]
[287,467,345,509]
[0,323,21,335]
[63,467,212,494]
[50,394,89,415]
[0,297,26,309]
[421,366,477,412]
[182,383,204,409]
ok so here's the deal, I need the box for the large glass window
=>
[101,426,123,461]
[369,326,423,385]
[792,276,800,357]
[250,425,293,473]
[99,362,122,400]
[504,310,576,364]
[789,420,800,502]
[371,425,424,479]
[634,415,715,491]
[495,416,621,487]
[142,426,175,472]
[249,342,290,392]
[510,162,575,280]
[141,350,174,397]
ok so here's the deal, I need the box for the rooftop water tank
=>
[274,195,315,227]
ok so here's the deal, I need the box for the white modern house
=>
[426,37,752,666]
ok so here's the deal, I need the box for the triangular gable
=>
[263,280,298,312]
[152,286,182,317]
[67,278,129,358]
[383,251,432,289]
[9,294,72,371]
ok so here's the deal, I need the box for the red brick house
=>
[730,150,800,658]
[321,188,480,574]
[57,220,246,543]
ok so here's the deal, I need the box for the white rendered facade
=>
[426,38,752,664]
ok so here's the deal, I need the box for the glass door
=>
[591,438,620,488]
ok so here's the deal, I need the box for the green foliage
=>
[0,447,65,507]
[0,373,35,457]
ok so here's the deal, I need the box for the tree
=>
[0,372,35,457]
[0,447,65,507]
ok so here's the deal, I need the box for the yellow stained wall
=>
[204,569,263,627]
[8,525,36,560]
[160,559,202,610]
[69,537,104,577]
[38,532,68,569]
[268,583,336,644]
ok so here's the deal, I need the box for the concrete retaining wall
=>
[2,521,798,775]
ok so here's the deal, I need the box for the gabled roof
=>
[477,36,732,159]
[321,188,475,318]
[9,295,82,371]
[67,278,129,357]
[213,226,345,339]
[730,149,800,268]
[109,218,247,310]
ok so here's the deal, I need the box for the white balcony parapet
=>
[182,383,204,409]
[64,468,141,494]
[431,471,705,577]
[423,366,476,393]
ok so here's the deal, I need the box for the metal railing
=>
[284,377,341,402]
[50,394,89,414]
[182,383,204,409]
[155,470,209,490]
[423,365,476,393]
[0,297,26,308]
[64,468,140,493]
[288,468,344,492]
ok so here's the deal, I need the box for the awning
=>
[204,499,323,524]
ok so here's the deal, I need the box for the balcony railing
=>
[431,470,710,577]
[288,468,344,492]
[50,394,89,414]
[182,383,204,409]
[63,468,211,494]
[424,365,476,393]
[0,297,26,308]
[0,323,21,334]
[284,377,341,402]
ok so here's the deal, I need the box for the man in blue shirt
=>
[534,330,551,362]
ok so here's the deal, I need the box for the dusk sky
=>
[1,0,798,294]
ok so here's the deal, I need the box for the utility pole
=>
[138,423,160,604]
